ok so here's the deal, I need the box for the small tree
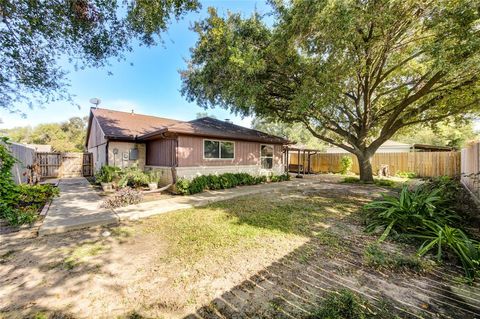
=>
[340,156,353,175]
[181,1,480,182]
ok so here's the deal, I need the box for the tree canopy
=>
[394,120,479,149]
[181,0,480,181]
[252,117,326,150]
[0,116,88,152]
[0,0,199,115]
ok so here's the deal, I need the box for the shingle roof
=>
[91,108,181,139]
[90,108,289,144]
[163,117,288,144]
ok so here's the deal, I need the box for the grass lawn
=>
[1,182,479,318]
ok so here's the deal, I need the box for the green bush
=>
[175,179,191,195]
[117,167,149,188]
[146,170,160,184]
[175,172,287,195]
[364,179,480,279]
[95,165,121,183]
[396,171,417,179]
[0,138,59,226]
[339,156,353,175]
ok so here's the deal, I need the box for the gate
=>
[36,152,93,178]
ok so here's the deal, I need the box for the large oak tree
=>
[0,0,199,115]
[181,0,480,182]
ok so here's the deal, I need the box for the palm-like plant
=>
[415,223,480,278]
[364,182,479,279]
[364,186,455,241]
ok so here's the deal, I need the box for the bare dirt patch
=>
[1,183,479,319]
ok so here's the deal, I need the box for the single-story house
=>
[325,140,454,153]
[86,108,289,185]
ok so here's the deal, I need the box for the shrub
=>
[396,171,417,179]
[0,138,59,226]
[364,180,480,279]
[175,179,191,195]
[174,172,286,195]
[101,187,143,209]
[339,156,353,175]
[117,167,149,188]
[270,173,290,182]
[95,165,121,183]
[146,170,161,184]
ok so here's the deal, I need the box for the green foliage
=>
[363,244,426,273]
[394,121,480,149]
[101,187,143,209]
[340,156,353,175]
[307,289,383,319]
[0,138,59,226]
[175,179,191,195]
[251,117,326,150]
[269,173,290,182]
[415,223,479,279]
[396,171,417,179]
[117,167,149,188]
[95,165,121,184]
[1,117,88,152]
[364,179,480,279]
[182,1,480,183]
[175,173,285,195]
[1,1,199,114]
[146,170,160,184]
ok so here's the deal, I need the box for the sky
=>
[0,1,273,129]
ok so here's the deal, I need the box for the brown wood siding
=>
[87,117,106,149]
[177,135,283,167]
[146,139,176,166]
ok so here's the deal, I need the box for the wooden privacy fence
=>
[36,152,93,178]
[461,142,480,200]
[289,151,461,177]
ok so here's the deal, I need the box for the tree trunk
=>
[356,153,374,183]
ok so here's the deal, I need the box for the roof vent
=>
[225,118,232,123]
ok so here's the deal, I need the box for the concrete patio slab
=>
[114,179,318,220]
[39,177,118,236]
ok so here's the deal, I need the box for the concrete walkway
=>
[114,180,317,220]
[39,178,119,236]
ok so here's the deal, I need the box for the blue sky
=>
[0,1,273,129]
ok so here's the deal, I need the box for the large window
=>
[261,144,274,169]
[204,140,235,159]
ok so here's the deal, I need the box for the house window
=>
[204,140,235,159]
[261,144,274,169]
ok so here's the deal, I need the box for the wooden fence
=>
[36,152,93,178]
[289,151,461,177]
[461,142,480,200]
[6,142,37,184]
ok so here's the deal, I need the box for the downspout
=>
[106,141,109,165]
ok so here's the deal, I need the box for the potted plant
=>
[146,171,160,191]
[95,165,120,192]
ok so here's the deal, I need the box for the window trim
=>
[260,144,274,170]
[203,139,236,160]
